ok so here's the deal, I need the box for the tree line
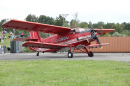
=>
[0,14,130,37]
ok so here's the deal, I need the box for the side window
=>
[59,38,60,42]
[55,39,57,43]
[61,38,63,41]
[67,36,69,39]
[64,37,66,40]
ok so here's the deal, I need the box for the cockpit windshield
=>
[74,28,85,33]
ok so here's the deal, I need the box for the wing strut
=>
[36,29,42,42]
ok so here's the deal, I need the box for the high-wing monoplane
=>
[2,19,115,58]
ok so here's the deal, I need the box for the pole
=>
[60,14,68,27]
[63,17,64,27]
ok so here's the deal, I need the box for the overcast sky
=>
[0,0,130,24]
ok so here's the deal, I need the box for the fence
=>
[77,37,130,53]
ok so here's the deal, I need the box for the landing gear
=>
[88,51,94,57]
[84,46,94,57]
[36,52,39,56]
[68,45,73,58]
[68,52,73,58]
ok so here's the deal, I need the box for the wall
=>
[77,37,130,53]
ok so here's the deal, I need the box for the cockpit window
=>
[75,28,80,33]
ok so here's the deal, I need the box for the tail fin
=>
[29,31,41,42]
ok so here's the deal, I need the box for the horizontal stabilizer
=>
[13,38,38,41]
[22,41,68,49]
[86,43,109,48]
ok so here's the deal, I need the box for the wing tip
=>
[2,19,11,26]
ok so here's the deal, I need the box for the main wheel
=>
[68,52,73,58]
[88,51,94,57]
[36,52,39,56]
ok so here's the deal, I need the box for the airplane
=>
[1,19,115,58]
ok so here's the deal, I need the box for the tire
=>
[68,52,73,58]
[36,53,39,56]
[88,51,94,57]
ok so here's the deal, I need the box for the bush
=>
[111,32,122,37]
[23,47,35,53]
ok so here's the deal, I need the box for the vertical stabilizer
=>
[29,31,41,42]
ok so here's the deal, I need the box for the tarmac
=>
[0,52,130,61]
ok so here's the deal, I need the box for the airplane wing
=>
[1,19,71,34]
[86,43,109,48]
[94,29,115,35]
[22,41,68,49]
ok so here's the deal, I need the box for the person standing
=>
[0,45,2,54]
[21,33,23,38]
[3,45,6,54]
[0,35,1,42]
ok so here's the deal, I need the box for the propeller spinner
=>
[87,22,103,49]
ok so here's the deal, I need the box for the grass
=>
[0,60,130,86]
[0,33,12,47]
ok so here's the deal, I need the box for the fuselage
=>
[30,28,95,52]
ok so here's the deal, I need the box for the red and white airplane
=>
[2,19,115,58]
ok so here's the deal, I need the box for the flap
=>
[2,19,71,34]
[22,41,68,49]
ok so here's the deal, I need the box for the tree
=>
[25,14,38,22]
[55,15,64,26]
[38,15,55,25]
[0,19,6,31]
[104,33,110,37]
[70,13,80,28]
[111,32,122,37]
[79,22,88,28]
[115,23,123,33]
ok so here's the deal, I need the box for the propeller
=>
[87,22,103,49]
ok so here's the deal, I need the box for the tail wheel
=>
[88,51,94,57]
[68,52,73,58]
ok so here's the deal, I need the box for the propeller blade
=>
[97,26,103,34]
[100,46,103,49]
[96,37,100,44]
[87,39,89,43]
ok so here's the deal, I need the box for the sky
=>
[0,0,130,24]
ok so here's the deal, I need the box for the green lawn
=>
[0,60,130,86]
[0,33,13,47]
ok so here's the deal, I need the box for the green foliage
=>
[39,32,49,38]
[70,13,80,28]
[104,33,110,37]
[23,47,35,52]
[25,14,38,22]
[111,32,122,37]
[0,33,12,47]
[93,22,105,29]
[38,15,55,25]
[55,15,64,26]
[79,22,88,28]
